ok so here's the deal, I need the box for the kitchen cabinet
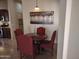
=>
[0,9,11,39]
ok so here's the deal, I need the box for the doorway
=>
[0,0,67,59]
[14,0,66,59]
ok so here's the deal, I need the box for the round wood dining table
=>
[25,33,47,54]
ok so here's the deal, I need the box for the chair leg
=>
[49,47,54,56]
[20,52,23,59]
[32,56,34,59]
[20,54,22,59]
[51,49,54,56]
[26,55,34,59]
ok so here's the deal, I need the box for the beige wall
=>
[22,0,59,41]
[8,0,19,39]
[0,0,8,9]
[67,0,79,59]
[61,0,79,59]
[7,0,19,52]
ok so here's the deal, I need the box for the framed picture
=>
[30,11,54,24]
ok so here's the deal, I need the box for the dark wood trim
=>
[30,11,54,16]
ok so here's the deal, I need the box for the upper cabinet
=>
[0,9,11,39]
[0,9,9,27]
[0,9,9,21]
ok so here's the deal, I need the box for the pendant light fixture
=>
[34,0,40,12]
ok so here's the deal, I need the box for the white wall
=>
[7,0,19,52]
[57,0,66,59]
[8,0,19,39]
[62,0,72,59]
[0,0,8,9]
[22,0,59,40]
[66,0,79,59]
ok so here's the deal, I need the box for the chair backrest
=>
[14,29,24,50]
[17,35,33,55]
[51,31,56,44]
[37,27,45,35]
[14,28,23,36]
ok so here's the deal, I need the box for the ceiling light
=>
[34,0,40,12]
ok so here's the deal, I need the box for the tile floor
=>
[0,39,57,59]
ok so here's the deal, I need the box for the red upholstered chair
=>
[37,27,46,40]
[40,31,56,55]
[14,29,23,37]
[37,27,45,35]
[14,28,24,50]
[17,35,36,59]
